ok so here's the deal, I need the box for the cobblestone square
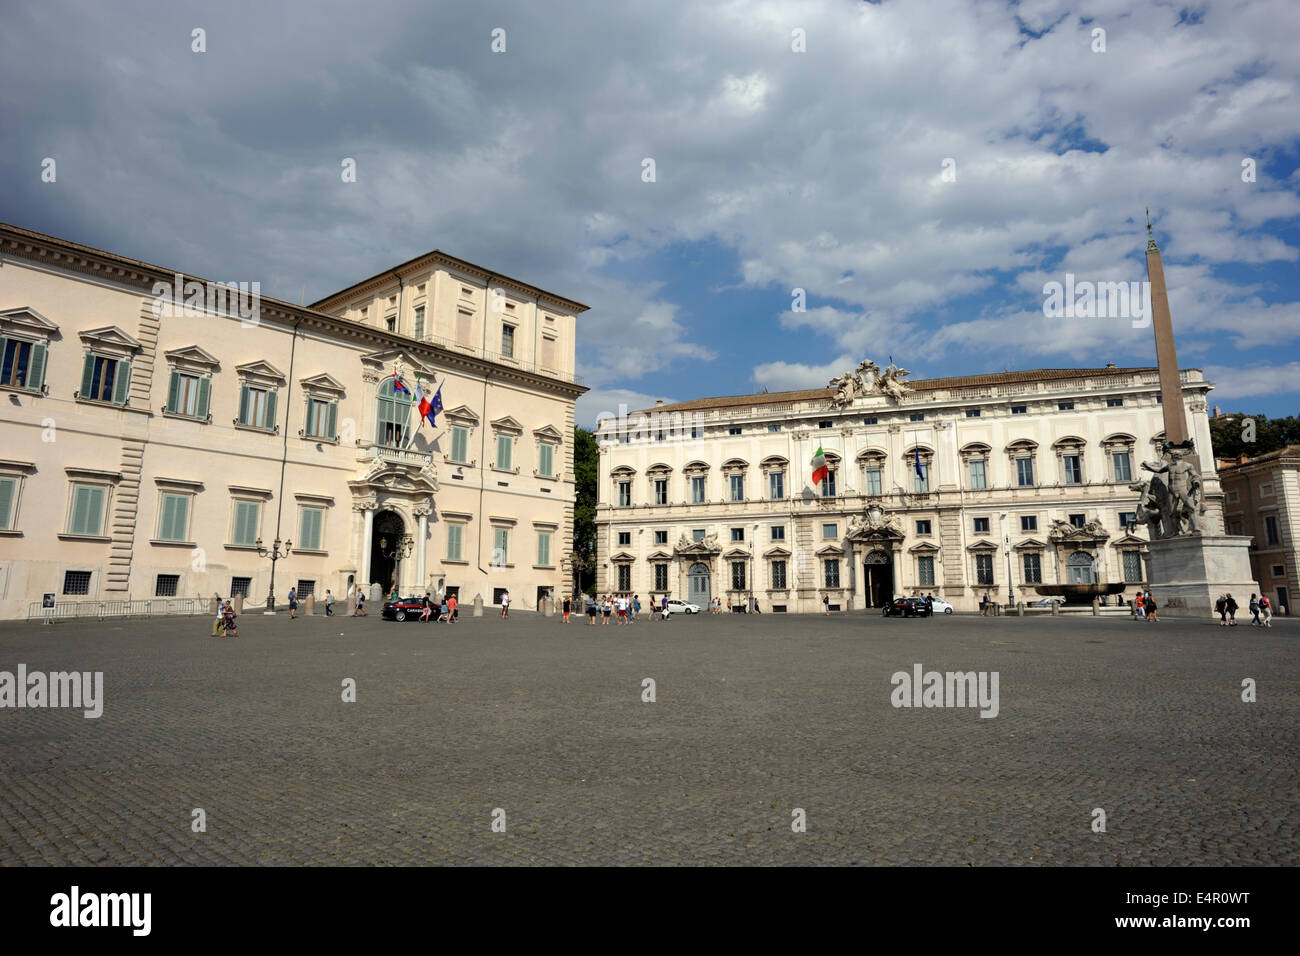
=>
[1,609,1295,865]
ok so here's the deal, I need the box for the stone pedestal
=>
[1146,534,1260,618]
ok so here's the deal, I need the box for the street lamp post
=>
[1000,512,1015,608]
[256,536,293,613]
[378,533,415,594]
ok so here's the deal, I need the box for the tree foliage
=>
[1208,412,1300,462]
[572,426,599,592]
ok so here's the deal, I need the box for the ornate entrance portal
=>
[865,550,893,607]
[369,510,406,592]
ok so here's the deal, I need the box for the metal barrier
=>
[26,597,211,623]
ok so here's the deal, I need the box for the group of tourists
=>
[1132,589,1160,622]
[416,592,459,623]
[581,593,643,625]
[211,598,238,638]
[1216,592,1272,627]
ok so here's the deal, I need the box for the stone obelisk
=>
[1144,213,1191,447]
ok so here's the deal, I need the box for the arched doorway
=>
[866,550,893,607]
[375,378,413,448]
[370,510,405,592]
[688,562,711,607]
[1068,550,1096,584]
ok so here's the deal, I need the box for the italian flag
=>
[811,445,828,487]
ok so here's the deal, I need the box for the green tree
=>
[572,426,599,595]
[1207,412,1300,461]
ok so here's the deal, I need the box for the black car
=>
[382,596,432,622]
[883,597,932,618]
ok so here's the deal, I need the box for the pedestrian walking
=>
[661,594,670,621]
[448,594,458,622]
[325,589,334,616]
[1226,593,1238,625]
[1146,593,1159,622]
[1249,593,1261,626]
[212,596,224,636]
[1135,591,1145,620]
[420,592,433,622]
[823,593,830,616]
[1215,594,1227,625]
[355,590,367,616]
[586,595,598,625]
[500,590,510,619]
[1261,594,1273,627]
[287,586,298,619]
[632,594,641,623]
[221,600,238,638]
[562,595,572,623]
[980,593,989,617]
[438,599,450,622]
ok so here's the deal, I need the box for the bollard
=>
[1092,597,1100,616]
[1016,601,1025,616]
[472,593,484,617]
[233,594,244,615]
[305,594,316,616]
[1050,600,1058,616]
[542,595,554,617]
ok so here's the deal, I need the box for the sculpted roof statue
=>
[828,358,912,407]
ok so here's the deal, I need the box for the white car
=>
[664,599,701,616]
[929,598,954,614]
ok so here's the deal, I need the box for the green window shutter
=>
[326,401,338,440]
[238,385,250,425]
[539,443,553,477]
[233,500,260,545]
[71,485,104,536]
[159,495,176,539]
[167,371,180,412]
[28,342,46,390]
[161,494,188,540]
[451,426,467,462]
[0,477,15,529]
[113,359,131,404]
[447,525,461,561]
[498,435,511,470]
[80,354,95,399]
[299,507,321,550]
[265,389,277,430]
[196,376,211,419]
[538,533,550,566]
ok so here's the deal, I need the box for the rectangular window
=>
[975,553,995,585]
[1119,511,1137,529]
[229,576,251,598]
[157,492,190,542]
[969,459,987,490]
[1011,405,1027,415]
[450,426,469,463]
[617,565,632,591]
[771,560,787,590]
[1123,551,1143,583]
[731,561,746,591]
[769,472,784,499]
[654,563,669,591]
[822,523,837,539]
[728,427,742,435]
[446,524,464,561]
[821,471,837,496]
[1265,516,1280,545]
[1260,483,1274,497]
[538,443,555,478]
[238,385,276,429]
[1021,515,1037,532]
[456,309,473,345]
[818,420,833,429]
[865,467,883,496]
[965,409,981,418]
[385,315,397,332]
[295,580,316,600]
[0,476,16,529]
[496,434,513,470]
[1016,457,1035,487]
[973,517,989,534]
[167,372,207,418]
[155,574,179,597]
[692,529,705,542]
[918,555,935,587]
[298,506,323,551]
[767,424,781,432]
[1,338,45,390]
[305,398,338,440]
[1112,451,1131,482]
[654,530,668,545]
[1058,401,1074,411]
[68,484,106,536]
[1107,397,1124,407]
[654,478,668,505]
[770,525,785,541]
[83,355,122,403]
[492,527,509,565]
[537,531,552,566]
[63,570,92,595]
[916,520,931,535]
[413,305,425,339]
[1069,513,1086,528]
[863,416,878,425]
[501,324,515,358]
[824,559,840,589]
[1271,564,1285,577]
[912,464,928,493]
[617,481,631,507]
[618,531,632,546]
[691,476,706,503]
[231,500,261,546]
[909,413,925,422]
[1023,553,1042,584]
[1063,454,1082,484]
[730,527,744,542]
[729,474,744,501]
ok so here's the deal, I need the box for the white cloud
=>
[1203,362,1300,401]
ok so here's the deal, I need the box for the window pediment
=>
[79,326,141,355]
[610,551,636,563]
[647,462,673,476]
[721,458,749,472]
[444,404,480,426]
[908,541,940,554]
[683,460,710,475]
[1102,432,1137,448]
[154,476,204,491]
[966,539,999,552]
[816,543,844,557]
[360,348,430,375]
[647,549,673,561]
[764,545,792,558]
[164,345,220,372]
[490,415,523,435]
[760,455,789,469]
[235,360,286,386]
[533,424,563,443]
[856,448,887,464]
[1052,435,1087,451]
[0,307,59,339]
[1006,439,1038,454]
[610,465,636,478]
[723,546,751,559]
[959,442,992,457]
[300,373,346,397]
[1013,537,1046,551]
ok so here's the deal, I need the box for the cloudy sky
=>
[2,0,1298,425]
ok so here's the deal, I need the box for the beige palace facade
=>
[1218,445,1300,615]
[594,365,1224,613]
[0,223,586,619]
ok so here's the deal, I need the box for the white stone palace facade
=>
[0,223,586,619]
[594,364,1224,613]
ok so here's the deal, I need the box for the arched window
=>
[375,378,412,448]
[1067,551,1096,584]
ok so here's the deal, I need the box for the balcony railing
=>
[359,444,435,468]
